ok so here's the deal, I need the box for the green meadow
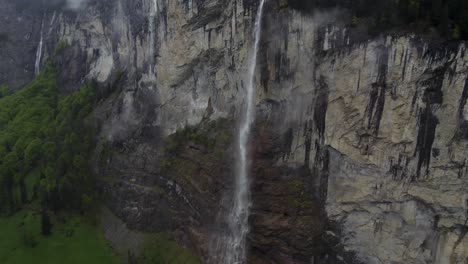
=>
[0,211,120,264]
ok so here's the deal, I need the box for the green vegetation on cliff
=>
[0,63,96,214]
[137,234,201,264]
[0,62,118,263]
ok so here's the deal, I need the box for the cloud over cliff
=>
[65,0,88,10]
[13,0,88,11]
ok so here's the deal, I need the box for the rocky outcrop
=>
[316,37,468,264]
[1,0,468,263]
[260,14,468,264]
[253,3,468,263]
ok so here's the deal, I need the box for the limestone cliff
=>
[1,0,467,263]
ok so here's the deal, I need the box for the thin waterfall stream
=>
[222,0,266,263]
[34,16,44,76]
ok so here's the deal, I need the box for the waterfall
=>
[48,11,57,35]
[221,0,266,263]
[34,17,45,76]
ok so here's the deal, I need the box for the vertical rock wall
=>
[1,0,468,263]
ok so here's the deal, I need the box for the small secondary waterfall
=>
[34,17,45,76]
[221,0,266,263]
[48,11,57,35]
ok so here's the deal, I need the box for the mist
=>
[13,0,88,12]
[65,0,88,10]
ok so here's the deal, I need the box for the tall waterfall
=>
[34,17,44,76]
[222,0,266,263]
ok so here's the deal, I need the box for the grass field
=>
[0,210,203,264]
[138,233,201,264]
[0,211,121,264]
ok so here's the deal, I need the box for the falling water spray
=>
[35,16,45,76]
[221,0,266,263]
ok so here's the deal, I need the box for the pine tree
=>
[41,210,52,236]
[439,3,450,37]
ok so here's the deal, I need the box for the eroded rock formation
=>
[1,0,467,263]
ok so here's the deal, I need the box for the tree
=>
[24,139,42,167]
[452,24,461,39]
[431,0,443,23]
[408,0,421,21]
[439,3,450,37]
[0,86,9,98]
[41,210,52,236]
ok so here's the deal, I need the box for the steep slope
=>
[0,0,467,263]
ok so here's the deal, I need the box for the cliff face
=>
[1,0,468,263]
[315,38,468,264]
[0,1,43,90]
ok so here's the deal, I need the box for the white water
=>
[35,17,44,76]
[222,0,266,263]
[48,11,57,35]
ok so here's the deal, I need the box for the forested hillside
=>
[0,63,96,217]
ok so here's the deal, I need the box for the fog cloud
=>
[65,0,88,10]
[13,0,88,11]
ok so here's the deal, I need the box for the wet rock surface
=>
[249,126,323,263]
[0,0,44,90]
[1,0,468,263]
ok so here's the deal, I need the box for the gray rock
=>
[1,0,467,263]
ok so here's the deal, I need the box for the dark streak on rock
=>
[356,69,361,92]
[365,49,387,137]
[260,40,269,93]
[389,153,410,180]
[456,78,468,140]
[281,127,294,161]
[185,0,227,31]
[304,120,312,168]
[421,66,446,105]
[414,107,439,178]
[411,64,448,178]
[318,148,329,204]
[314,76,329,139]
[432,148,440,158]
[401,49,408,81]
